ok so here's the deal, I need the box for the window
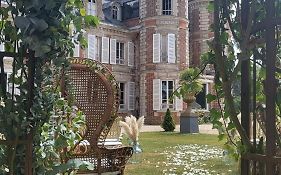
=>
[116,42,124,64]
[5,72,20,96]
[161,80,174,109]
[87,0,96,16]
[97,36,101,61]
[161,35,168,62]
[112,6,118,20]
[196,84,209,110]
[119,82,125,109]
[162,0,172,15]
[0,42,4,52]
[2,72,7,92]
[153,33,176,63]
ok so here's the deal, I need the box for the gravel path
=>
[141,124,218,135]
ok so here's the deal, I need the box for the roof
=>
[102,0,139,24]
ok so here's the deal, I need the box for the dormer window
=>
[112,5,121,20]
[162,0,172,15]
[112,6,118,19]
[87,0,96,16]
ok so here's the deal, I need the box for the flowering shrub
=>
[158,144,235,175]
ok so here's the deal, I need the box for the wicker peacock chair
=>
[64,58,133,175]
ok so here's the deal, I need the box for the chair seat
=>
[98,139,122,146]
[73,139,123,154]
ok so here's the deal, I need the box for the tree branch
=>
[214,0,253,150]
[223,0,240,42]
[252,17,281,34]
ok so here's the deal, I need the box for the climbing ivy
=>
[203,0,281,166]
[0,0,98,174]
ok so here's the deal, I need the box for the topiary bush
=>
[161,108,175,132]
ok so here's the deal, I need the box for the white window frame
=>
[116,41,125,65]
[161,80,174,109]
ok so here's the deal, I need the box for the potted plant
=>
[174,67,203,114]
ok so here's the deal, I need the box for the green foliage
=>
[173,68,204,98]
[161,109,175,132]
[205,0,281,168]
[0,0,99,173]
[34,94,93,174]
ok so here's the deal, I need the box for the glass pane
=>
[120,43,124,60]
[168,0,171,10]
[162,0,166,13]
[119,83,125,106]
[120,82,124,89]
[168,81,173,90]
[162,81,167,102]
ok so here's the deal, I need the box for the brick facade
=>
[76,0,214,125]
[189,0,214,67]
[178,0,187,18]
[145,0,157,17]
[145,73,155,124]
[178,28,187,70]
[145,28,155,64]
[138,0,192,125]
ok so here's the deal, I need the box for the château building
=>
[1,0,215,124]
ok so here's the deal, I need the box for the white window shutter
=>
[87,1,96,16]
[110,39,116,64]
[185,1,188,18]
[168,33,176,63]
[0,42,4,52]
[128,82,135,110]
[73,39,80,57]
[6,73,20,95]
[6,73,12,94]
[153,79,161,110]
[101,37,109,63]
[175,79,183,111]
[153,33,161,63]
[72,28,80,57]
[88,34,96,60]
[128,42,134,66]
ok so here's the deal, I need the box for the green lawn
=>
[124,132,239,175]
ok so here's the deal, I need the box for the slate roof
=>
[103,0,139,24]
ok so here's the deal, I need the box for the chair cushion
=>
[98,139,122,146]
